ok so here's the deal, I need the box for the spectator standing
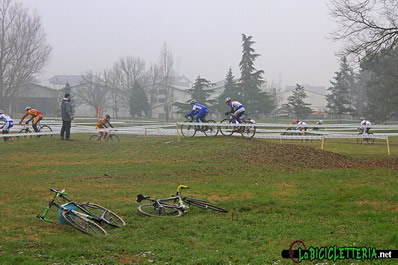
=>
[60,93,74,141]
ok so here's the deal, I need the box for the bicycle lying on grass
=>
[18,121,52,139]
[180,116,218,138]
[89,129,120,142]
[37,188,125,235]
[219,113,256,139]
[136,185,228,217]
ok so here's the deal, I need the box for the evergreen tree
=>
[283,84,312,120]
[129,81,150,119]
[174,76,215,115]
[359,48,398,122]
[215,68,240,115]
[238,34,274,117]
[326,56,356,119]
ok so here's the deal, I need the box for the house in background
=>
[7,83,60,115]
[277,84,328,117]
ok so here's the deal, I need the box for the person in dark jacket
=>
[60,94,74,141]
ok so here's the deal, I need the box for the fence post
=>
[321,137,325,150]
[144,128,147,141]
[387,137,391,155]
[176,123,180,141]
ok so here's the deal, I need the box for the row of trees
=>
[175,34,276,118]
[72,44,176,120]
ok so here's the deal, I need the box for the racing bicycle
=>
[37,188,125,235]
[180,115,218,138]
[89,129,120,142]
[136,185,228,217]
[357,128,375,145]
[18,121,52,138]
[219,113,256,139]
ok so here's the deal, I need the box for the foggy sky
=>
[21,0,342,88]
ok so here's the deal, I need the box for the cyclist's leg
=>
[233,109,245,124]
[196,110,207,129]
[32,116,41,132]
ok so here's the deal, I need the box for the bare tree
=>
[103,69,123,118]
[147,63,163,118]
[75,71,108,115]
[330,0,398,58]
[158,43,175,121]
[111,56,147,108]
[0,0,52,110]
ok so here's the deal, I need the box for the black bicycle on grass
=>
[37,188,125,235]
[219,113,256,139]
[180,115,218,138]
[136,185,228,217]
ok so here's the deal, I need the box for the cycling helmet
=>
[0,110,4,114]
[360,117,365,121]
[319,120,323,123]
[105,114,111,119]
[189,99,197,104]
[25,106,31,111]
[225,97,232,103]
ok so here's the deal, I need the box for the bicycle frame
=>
[136,185,191,211]
[37,189,112,226]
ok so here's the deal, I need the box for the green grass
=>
[0,134,398,264]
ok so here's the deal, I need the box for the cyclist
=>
[360,117,371,134]
[313,120,324,131]
[96,114,113,140]
[185,100,208,128]
[0,110,14,142]
[20,106,43,132]
[225,97,245,124]
[297,120,308,131]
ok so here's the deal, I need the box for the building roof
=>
[48,75,83,86]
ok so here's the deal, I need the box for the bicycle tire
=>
[240,121,256,139]
[137,203,183,217]
[364,133,375,145]
[89,135,98,141]
[39,125,52,137]
[18,128,32,139]
[79,202,125,227]
[203,120,218,137]
[219,119,234,136]
[180,123,196,138]
[184,198,228,213]
[107,134,120,142]
[357,133,363,144]
[61,210,108,236]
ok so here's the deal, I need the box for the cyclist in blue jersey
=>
[225,97,245,124]
[0,110,14,142]
[185,100,208,124]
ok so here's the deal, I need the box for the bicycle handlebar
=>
[49,188,68,196]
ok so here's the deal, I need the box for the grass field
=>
[1,134,398,264]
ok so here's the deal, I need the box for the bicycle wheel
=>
[79,202,125,227]
[240,121,256,139]
[203,120,218,137]
[89,135,99,141]
[357,133,363,144]
[107,134,120,142]
[364,133,375,145]
[61,210,107,236]
[184,198,228,213]
[219,119,234,136]
[180,123,196,138]
[18,128,32,139]
[39,125,52,137]
[137,203,183,217]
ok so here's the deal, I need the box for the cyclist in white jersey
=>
[225,97,245,124]
[297,121,308,131]
[0,110,14,142]
[360,117,371,134]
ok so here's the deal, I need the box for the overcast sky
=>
[21,0,342,88]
